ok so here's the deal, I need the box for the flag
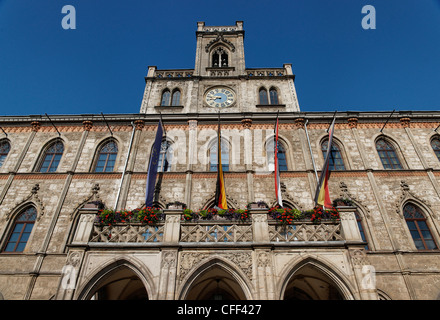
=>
[214,114,227,209]
[274,115,283,207]
[145,120,163,208]
[314,116,336,208]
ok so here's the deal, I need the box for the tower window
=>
[171,90,181,106]
[161,90,171,106]
[259,88,268,105]
[269,88,279,105]
[212,47,228,67]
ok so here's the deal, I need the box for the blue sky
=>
[0,0,439,116]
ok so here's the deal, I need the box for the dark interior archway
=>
[86,265,148,300]
[283,264,344,300]
[185,265,247,300]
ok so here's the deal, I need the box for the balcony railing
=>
[71,207,363,246]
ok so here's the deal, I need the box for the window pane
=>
[259,89,268,105]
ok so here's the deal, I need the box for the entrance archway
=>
[85,265,149,300]
[184,265,247,300]
[283,264,344,300]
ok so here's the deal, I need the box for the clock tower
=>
[139,21,300,114]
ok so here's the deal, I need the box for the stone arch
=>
[277,255,356,300]
[177,255,253,300]
[75,256,156,300]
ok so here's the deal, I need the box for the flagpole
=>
[380,109,395,133]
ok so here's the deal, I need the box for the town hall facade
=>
[0,21,440,300]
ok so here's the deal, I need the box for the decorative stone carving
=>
[400,117,411,128]
[31,121,41,132]
[8,183,45,221]
[349,248,368,266]
[241,118,252,129]
[348,117,358,129]
[134,120,145,130]
[67,251,83,267]
[161,251,177,268]
[294,118,305,128]
[82,121,93,131]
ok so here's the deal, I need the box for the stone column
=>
[338,206,363,242]
[55,206,98,300]
[250,209,270,243]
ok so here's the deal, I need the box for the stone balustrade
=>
[71,207,364,246]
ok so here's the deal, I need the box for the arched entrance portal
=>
[185,265,247,300]
[86,265,148,300]
[283,264,344,300]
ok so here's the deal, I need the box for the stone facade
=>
[0,22,439,300]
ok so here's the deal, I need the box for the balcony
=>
[71,206,363,248]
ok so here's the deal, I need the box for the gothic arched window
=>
[171,89,181,106]
[94,140,118,172]
[266,139,288,171]
[403,203,437,250]
[376,138,402,169]
[259,88,268,105]
[38,140,64,173]
[321,140,345,170]
[3,206,37,252]
[431,137,440,161]
[157,140,173,172]
[212,47,228,67]
[160,89,171,106]
[209,139,229,172]
[0,139,11,168]
[269,88,279,105]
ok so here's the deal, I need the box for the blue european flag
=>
[145,120,163,207]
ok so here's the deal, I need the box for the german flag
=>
[214,113,227,209]
[314,116,336,209]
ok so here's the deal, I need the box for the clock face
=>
[205,87,236,108]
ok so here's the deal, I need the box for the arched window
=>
[171,89,181,106]
[94,140,118,172]
[209,139,229,172]
[321,140,345,170]
[212,47,228,67]
[403,203,437,250]
[160,89,171,106]
[269,88,279,105]
[38,140,64,172]
[376,138,402,169]
[266,139,288,171]
[259,88,268,105]
[4,206,37,252]
[431,137,440,161]
[355,211,369,250]
[0,139,11,168]
[158,140,173,172]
